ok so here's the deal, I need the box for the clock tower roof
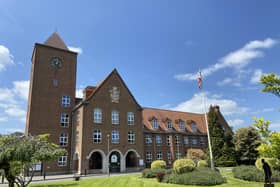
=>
[44,32,68,50]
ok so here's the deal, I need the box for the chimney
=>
[83,86,96,100]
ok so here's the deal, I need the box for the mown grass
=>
[30,168,280,187]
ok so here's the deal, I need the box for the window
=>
[60,113,69,127]
[200,136,205,146]
[184,136,189,145]
[128,131,135,144]
[127,112,134,125]
[111,130,119,144]
[146,152,152,163]
[192,138,197,145]
[192,122,197,133]
[157,152,163,160]
[175,135,180,145]
[166,135,171,146]
[155,135,162,144]
[58,155,67,166]
[180,121,185,131]
[59,133,68,146]
[53,79,58,87]
[167,152,172,162]
[93,130,102,143]
[167,120,172,130]
[152,119,158,129]
[145,135,152,145]
[93,108,102,124]
[175,152,181,159]
[61,96,70,107]
[112,110,119,125]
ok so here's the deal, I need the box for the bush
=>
[216,160,237,167]
[233,165,280,182]
[255,158,280,171]
[142,168,171,178]
[164,167,226,185]
[197,160,208,167]
[173,159,195,174]
[151,160,166,169]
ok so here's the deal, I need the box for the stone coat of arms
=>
[109,86,120,103]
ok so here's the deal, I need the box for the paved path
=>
[0,172,141,186]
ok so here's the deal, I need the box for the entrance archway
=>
[89,152,102,169]
[126,151,137,168]
[109,151,120,172]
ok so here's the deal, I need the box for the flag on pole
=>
[197,70,202,89]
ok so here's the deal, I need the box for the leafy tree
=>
[234,127,261,165]
[258,132,280,159]
[252,117,271,143]
[207,107,236,166]
[260,73,280,97]
[0,134,65,187]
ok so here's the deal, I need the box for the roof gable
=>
[44,32,68,50]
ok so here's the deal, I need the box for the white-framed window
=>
[200,136,205,146]
[192,122,197,133]
[155,135,162,144]
[58,155,67,166]
[152,119,158,129]
[128,131,135,144]
[175,152,181,159]
[184,136,189,145]
[93,130,102,144]
[157,152,163,160]
[166,135,171,146]
[175,135,180,145]
[145,135,152,145]
[180,121,185,131]
[111,130,119,144]
[60,113,69,127]
[59,133,68,146]
[93,108,102,124]
[146,152,152,163]
[167,120,172,130]
[112,110,119,125]
[192,138,197,145]
[61,95,70,107]
[167,152,172,161]
[127,112,134,125]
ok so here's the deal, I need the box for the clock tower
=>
[25,32,77,174]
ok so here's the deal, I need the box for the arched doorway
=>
[89,152,102,169]
[109,151,120,173]
[126,151,137,168]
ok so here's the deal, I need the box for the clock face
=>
[51,57,62,69]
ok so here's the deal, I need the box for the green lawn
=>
[30,168,280,187]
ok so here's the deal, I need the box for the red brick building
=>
[25,33,231,174]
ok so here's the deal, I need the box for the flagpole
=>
[198,71,214,170]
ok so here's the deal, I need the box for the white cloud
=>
[0,117,8,123]
[13,80,29,100]
[0,45,14,71]
[217,78,233,86]
[228,119,245,127]
[171,92,248,116]
[175,38,277,81]
[68,46,83,54]
[76,88,83,98]
[250,69,263,84]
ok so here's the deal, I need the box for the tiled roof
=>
[142,108,207,134]
[44,32,68,50]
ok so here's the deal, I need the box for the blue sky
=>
[0,0,280,134]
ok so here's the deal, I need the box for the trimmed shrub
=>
[255,158,280,171]
[173,159,195,174]
[197,160,208,167]
[164,167,226,185]
[142,168,171,178]
[151,160,166,169]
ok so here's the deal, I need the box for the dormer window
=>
[192,122,197,133]
[167,120,172,130]
[152,119,158,129]
[180,121,185,131]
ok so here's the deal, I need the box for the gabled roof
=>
[83,69,142,109]
[44,32,68,50]
[142,108,206,134]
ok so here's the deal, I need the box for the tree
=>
[207,106,236,166]
[260,73,280,97]
[258,132,280,159]
[252,117,271,143]
[234,127,261,165]
[0,134,65,187]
